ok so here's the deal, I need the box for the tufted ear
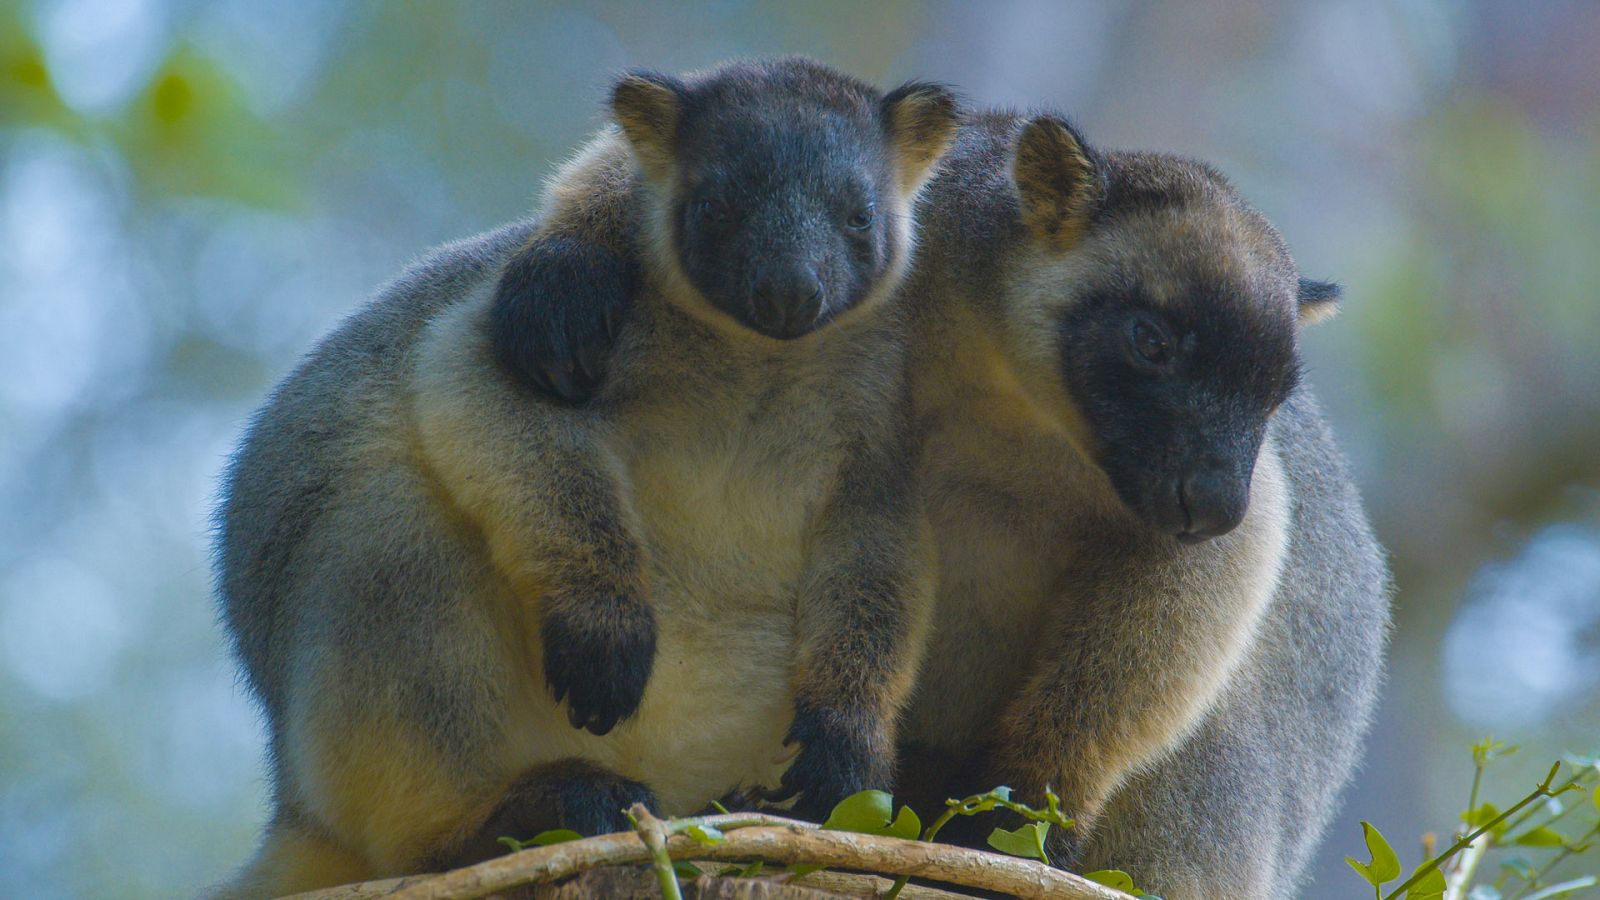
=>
[881,81,960,196]
[610,70,685,183]
[1297,278,1342,325]
[1014,115,1101,252]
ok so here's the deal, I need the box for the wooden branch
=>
[355,812,1129,900]
[286,867,994,899]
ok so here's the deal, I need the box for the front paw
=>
[541,598,656,735]
[765,702,892,821]
[490,236,637,406]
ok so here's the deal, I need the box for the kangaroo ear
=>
[1014,116,1101,252]
[611,70,684,182]
[1297,278,1342,325]
[882,81,960,196]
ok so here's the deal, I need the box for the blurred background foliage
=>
[1,1,1596,897]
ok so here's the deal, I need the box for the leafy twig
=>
[1385,762,1574,900]
[883,787,1075,900]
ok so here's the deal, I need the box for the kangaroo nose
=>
[1177,469,1249,542]
[751,267,824,339]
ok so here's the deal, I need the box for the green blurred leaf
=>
[1462,803,1509,837]
[987,822,1050,863]
[1462,802,1499,827]
[672,861,702,880]
[1511,826,1565,847]
[115,45,297,206]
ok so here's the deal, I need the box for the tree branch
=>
[338,812,1130,900]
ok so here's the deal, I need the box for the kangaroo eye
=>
[1130,318,1172,366]
[847,204,876,230]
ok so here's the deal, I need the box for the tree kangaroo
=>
[497,104,1389,899]
[213,58,958,896]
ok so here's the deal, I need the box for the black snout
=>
[1176,469,1249,542]
[749,266,824,339]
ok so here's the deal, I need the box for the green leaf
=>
[685,824,725,845]
[1405,865,1447,899]
[1345,821,1401,887]
[1512,826,1565,847]
[1359,821,1401,882]
[1083,870,1136,891]
[497,828,583,852]
[987,822,1050,863]
[820,789,922,841]
[672,861,702,881]
[1591,785,1599,813]
[885,805,922,840]
[789,863,824,878]
[1523,876,1599,900]
[822,790,895,833]
[1463,802,1502,829]
[737,860,764,878]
